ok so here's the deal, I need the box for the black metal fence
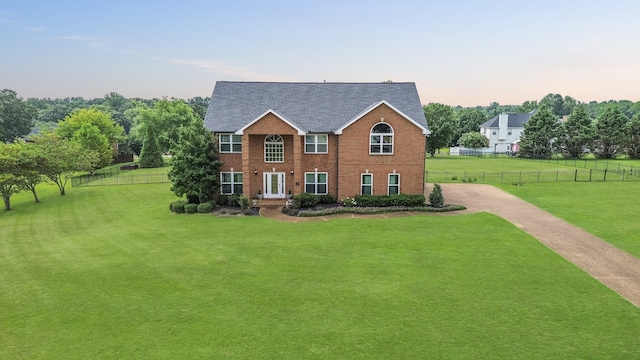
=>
[71,172,170,186]
[425,168,639,184]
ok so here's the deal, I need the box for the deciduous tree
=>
[459,132,489,149]
[424,103,457,157]
[626,113,640,159]
[560,104,594,159]
[519,105,560,159]
[455,108,486,145]
[0,142,22,210]
[0,89,37,143]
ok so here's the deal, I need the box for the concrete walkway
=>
[259,184,640,307]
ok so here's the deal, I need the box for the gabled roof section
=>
[480,110,536,128]
[236,109,306,135]
[204,82,428,134]
[335,100,430,135]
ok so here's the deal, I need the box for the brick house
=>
[203,82,430,201]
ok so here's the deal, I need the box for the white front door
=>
[264,172,285,198]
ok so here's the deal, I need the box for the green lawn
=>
[1,183,640,358]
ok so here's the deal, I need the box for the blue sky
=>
[2,0,639,106]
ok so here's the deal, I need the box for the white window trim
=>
[304,134,328,154]
[304,172,328,195]
[369,122,394,155]
[264,134,284,163]
[361,173,373,195]
[388,173,400,195]
[221,172,243,195]
[219,133,242,153]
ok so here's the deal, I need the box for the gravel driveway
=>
[437,183,640,307]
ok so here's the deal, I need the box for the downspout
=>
[335,134,340,200]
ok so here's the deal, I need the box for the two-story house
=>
[203,82,430,201]
[479,110,536,153]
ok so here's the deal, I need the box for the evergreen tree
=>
[560,104,594,159]
[626,113,640,159]
[138,125,164,168]
[428,183,444,208]
[168,119,222,204]
[594,105,628,159]
[519,105,560,159]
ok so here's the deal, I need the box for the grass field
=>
[2,182,640,358]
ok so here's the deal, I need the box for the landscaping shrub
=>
[236,195,250,210]
[184,203,198,214]
[429,183,444,208]
[171,200,188,213]
[293,193,319,208]
[354,194,425,207]
[197,202,214,213]
[318,194,335,204]
[295,204,466,217]
[216,195,229,206]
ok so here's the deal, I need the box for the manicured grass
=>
[503,181,640,258]
[2,184,640,358]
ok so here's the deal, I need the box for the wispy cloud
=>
[154,57,290,81]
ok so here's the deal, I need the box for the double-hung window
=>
[370,123,393,154]
[388,174,400,195]
[305,172,328,194]
[221,172,243,194]
[361,174,373,195]
[305,134,328,153]
[219,134,242,153]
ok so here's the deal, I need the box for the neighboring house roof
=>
[204,82,428,134]
[480,110,536,128]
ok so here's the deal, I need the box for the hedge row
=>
[284,204,466,217]
[352,194,426,207]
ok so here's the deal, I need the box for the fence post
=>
[589,169,592,182]
[537,170,540,183]
[574,169,577,182]
[519,171,522,184]
[604,168,607,182]
[556,170,558,182]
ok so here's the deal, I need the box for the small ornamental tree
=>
[428,183,444,208]
[459,132,489,149]
[0,142,22,210]
[35,132,94,195]
[139,125,164,168]
[168,119,222,204]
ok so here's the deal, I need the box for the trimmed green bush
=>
[429,183,444,208]
[197,202,214,213]
[296,204,466,217]
[318,194,335,204]
[171,200,188,213]
[237,195,250,210]
[353,194,425,207]
[293,193,320,208]
[184,203,198,214]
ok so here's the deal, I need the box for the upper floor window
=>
[370,123,393,154]
[264,134,284,162]
[305,134,328,153]
[220,134,242,153]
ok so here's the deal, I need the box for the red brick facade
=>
[218,103,426,201]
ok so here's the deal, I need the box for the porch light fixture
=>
[254,169,257,175]
[290,170,294,175]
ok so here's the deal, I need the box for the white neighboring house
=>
[479,110,535,153]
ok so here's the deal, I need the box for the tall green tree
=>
[454,108,486,145]
[560,104,594,159]
[626,113,640,159]
[35,132,94,195]
[424,103,457,157]
[0,89,37,143]
[168,119,222,204]
[519,105,560,159]
[71,123,113,170]
[138,125,164,168]
[593,105,628,159]
[517,100,538,113]
[0,142,23,210]
[57,108,124,145]
[14,140,46,203]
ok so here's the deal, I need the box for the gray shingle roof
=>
[204,82,427,133]
[480,110,536,128]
